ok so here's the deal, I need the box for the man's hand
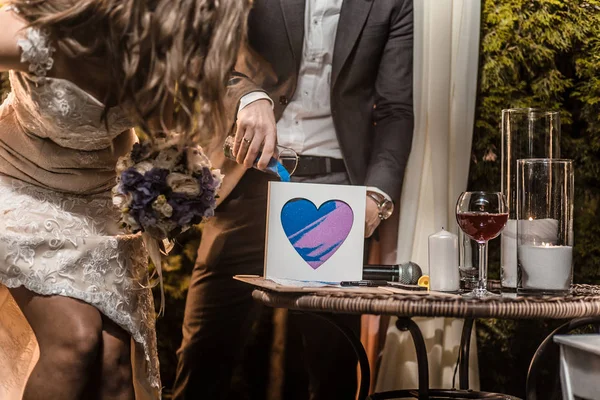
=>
[365,196,382,238]
[232,99,277,170]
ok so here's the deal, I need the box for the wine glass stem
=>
[477,242,488,292]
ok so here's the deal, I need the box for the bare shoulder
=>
[0,6,30,73]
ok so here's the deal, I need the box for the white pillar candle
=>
[428,229,460,292]
[518,244,573,291]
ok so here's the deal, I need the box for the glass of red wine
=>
[456,191,508,298]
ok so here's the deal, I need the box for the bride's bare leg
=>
[96,316,134,400]
[9,286,102,400]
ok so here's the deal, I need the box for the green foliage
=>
[474,0,600,281]
[472,0,600,396]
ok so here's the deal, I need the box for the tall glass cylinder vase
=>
[516,159,574,295]
[501,108,560,290]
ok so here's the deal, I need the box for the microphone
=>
[363,262,422,285]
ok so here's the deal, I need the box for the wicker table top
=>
[251,284,600,320]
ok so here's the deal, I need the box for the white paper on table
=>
[269,278,340,288]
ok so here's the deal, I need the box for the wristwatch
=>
[367,191,394,220]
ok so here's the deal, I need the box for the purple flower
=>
[129,169,169,206]
[168,193,210,227]
[145,168,170,189]
[138,208,158,227]
[196,167,218,191]
[118,167,172,231]
[203,191,216,205]
[120,168,144,189]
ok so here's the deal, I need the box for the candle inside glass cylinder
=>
[504,218,559,288]
[518,243,573,292]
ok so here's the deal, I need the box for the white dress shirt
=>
[275,0,342,159]
[238,0,391,202]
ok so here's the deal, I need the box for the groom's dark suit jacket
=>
[213,0,414,202]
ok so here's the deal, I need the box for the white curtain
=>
[376,0,481,391]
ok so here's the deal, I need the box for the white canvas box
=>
[264,181,366,282]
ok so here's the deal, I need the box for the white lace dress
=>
[0,26,160,399]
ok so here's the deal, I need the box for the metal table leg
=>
[304,312,371,400]
[395,317,430,399]
[366,317,429,400]
[367,317,520,400]
[459,318,475,390]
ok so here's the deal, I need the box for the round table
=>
[251,283,600,400]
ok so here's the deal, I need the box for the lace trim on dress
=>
[16,28,56,78]
[0,270,161,392]
[0,178,161,394]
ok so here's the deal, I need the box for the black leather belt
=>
[293,156,347,177]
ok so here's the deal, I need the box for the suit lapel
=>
[279,0,306,72]
[332,0,374,88]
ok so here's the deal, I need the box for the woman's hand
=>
[232,99,277,170]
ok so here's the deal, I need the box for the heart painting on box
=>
[280,198,354,269]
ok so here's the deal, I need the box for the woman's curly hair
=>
[9,0,251,144]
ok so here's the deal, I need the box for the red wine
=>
[456,212,509,243]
